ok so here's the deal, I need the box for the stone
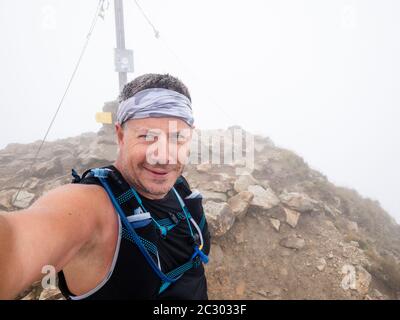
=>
[248,185,280,210]
[283,207,301,228]
[204,201,235,237]
[32,158,63,178]
[12,190,35,209]
[39,287,64,300]
[349,241,360,248]
[233,174,258,193]
[341,264,357,291]
[0,189,18,210]
[25,178,40,190]
[200,190,227,202]
[316,258,327,271]
[279,235,305,250]
[269,218,280,232]
[355,265,371,295]
[372,289,385,300]
[196,163,212,173]
[279,191,317,213]
[347,221,359,233]
[199,180,231,193]
[227,191,254,219]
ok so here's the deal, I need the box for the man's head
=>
[114,73,193,200]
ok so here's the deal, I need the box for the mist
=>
[0,0,399,223]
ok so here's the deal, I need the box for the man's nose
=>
[146,139,178,165]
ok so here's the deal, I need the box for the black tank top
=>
[58,165,211,300]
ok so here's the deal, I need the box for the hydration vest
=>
[58,165,211,300]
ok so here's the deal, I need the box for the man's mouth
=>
[143,166,170,176]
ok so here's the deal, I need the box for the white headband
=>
[117,88,194,127]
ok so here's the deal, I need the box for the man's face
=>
[115,117,193,199]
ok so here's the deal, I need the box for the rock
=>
[355,266,371,295]
[196,163,212,173]
[316,258,327,271]
[0,189,18,210]
[283,207,301,228]
[226,190,235,198]
[347,221,359,233]
[322,203,342,218]
[279,235,305,250]
[340,264,371,295]
[25,178,40,190]
[32,158,63,178]
[204,201,235,237]
[269,218,280,232]
[21,291,38,300]
[248,185,280,210]
[227,191,254,219]
[256,289,269,298]
[327,252,334,259]
[201,190,227,202]
[372,289,385,300]
[341,264,357,291]
[233,174,258,193]
[12,190,35,209]
[39,287,64,300]
[349,241,360,248]
[199,180,231,193]
[279,191,317,213]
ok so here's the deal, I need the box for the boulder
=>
[200,190,227,202]
[248,185,280,210]
[233,174,258,193]
[283,207,301,228]
[269,218,281,232]
[199,180,231,193]
[12,190,35,209]
[204,201,235,237]
[279,235,305,250]
[279,191,317,213]
[355,266,371,295]
[227,191,254,219]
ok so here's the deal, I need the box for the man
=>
[0,73,211,300]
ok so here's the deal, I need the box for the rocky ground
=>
[1,118,400,300]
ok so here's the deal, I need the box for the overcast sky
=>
[0,0,399,223]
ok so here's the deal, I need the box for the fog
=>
[0,0,399,223]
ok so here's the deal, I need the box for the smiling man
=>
[0,73,211,300]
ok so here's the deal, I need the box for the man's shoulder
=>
[41,182,115,225]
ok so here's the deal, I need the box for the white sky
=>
[0,0,399,223]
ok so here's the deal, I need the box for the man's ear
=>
[115,122,124,146]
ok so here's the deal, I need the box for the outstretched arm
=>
[0,184,102,299]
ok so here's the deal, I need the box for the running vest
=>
[58,165,211,300]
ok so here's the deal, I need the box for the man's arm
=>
[0,184,104,299]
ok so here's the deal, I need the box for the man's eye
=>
[139,134,156,141]
[171,133,187,143]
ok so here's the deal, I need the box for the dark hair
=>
[118,73,191,103]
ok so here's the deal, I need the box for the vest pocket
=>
[126,212,152,229]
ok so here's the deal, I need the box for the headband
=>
[116,88,193,127]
